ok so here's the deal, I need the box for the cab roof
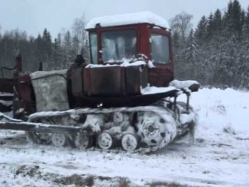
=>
[85,11,170,30]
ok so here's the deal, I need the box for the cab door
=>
[148,29,174,87]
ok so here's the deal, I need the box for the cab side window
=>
[151,34,170,64]
[90,32,98,64]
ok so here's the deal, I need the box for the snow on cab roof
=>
[85,11,170,29]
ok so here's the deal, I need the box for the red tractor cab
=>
[86,11,174,87]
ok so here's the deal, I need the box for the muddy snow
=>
[0,88,249,187]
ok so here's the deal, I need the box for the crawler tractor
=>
[0,12,199,153]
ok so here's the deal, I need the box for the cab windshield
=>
[101,30,137,63]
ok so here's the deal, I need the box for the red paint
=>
[86,23,174,87]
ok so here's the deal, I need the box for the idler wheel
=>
[121,134,140,152]
[52,133,68,147]
[136,111,168,147]
[26,131,52,145]
[97,132,114,150]
[113,112,124,123]
[74,134,93,149]
[26,117,53,145]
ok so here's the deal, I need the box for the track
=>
[0,103,196,153]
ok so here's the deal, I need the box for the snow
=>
[170,80,199,89]
[180,113,196,124]
[0,92,14,97]
[141,86,176,95]
[0,88,249,186]
[82,114,104,133]
[0,112,21,122]
[148,60,155,68]
[0,100,12,107]
[15,108,24,114]
[86,58,147,68]
[120,59,146,67]
[30,69,67,79]
[86,11,170,29]
[86,63,119,68]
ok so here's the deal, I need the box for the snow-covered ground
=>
[0,88,249,187]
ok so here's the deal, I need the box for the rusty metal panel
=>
[148,64,174,87]
[84,65,148,96]
[71,67,84,96]
[125,65,148,95]
[84,66,125,96]
[15,75,33,101]
[83,67,91,96]
[0,78,13,93]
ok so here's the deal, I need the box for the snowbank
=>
[182,88,249,139]
[0,88,249,187]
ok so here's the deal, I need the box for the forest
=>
[0,15,88,76]
[0,0,248,88]
[172,0,249,88]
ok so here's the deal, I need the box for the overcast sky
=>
[0,0,248,38]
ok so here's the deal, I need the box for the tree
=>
[242,6,249,40]
[223,0,244,38]
[213,9,222,34]
[42,28,52,56]
[63,31,71,48]
[63,30,72,62]
[72,15,89,59]
[206,13,214,40]
[194,16,207,46]
[185,29,197,63]
[0,25,2,40]
[170,11,193,40]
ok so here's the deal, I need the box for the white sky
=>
[0,0,248,38]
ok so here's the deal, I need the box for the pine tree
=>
[72,35,80,54]
[242,6,249,40]
[213,9,222,34]
[57,33,62,48]
[233,0,244,36]
[185,29,197,63]
[194,16,207,46]
[63,31,72,63]
[42,28,52,56]
[172,31,180,60]
[206,13,214,40]
[64,31,72,48]
[223,0,243,38]
[34,34,43,62]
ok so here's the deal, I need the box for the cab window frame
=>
[99,27,139,63]
[150,29,171,65]
[99,27,139,64]
[89,32,98,64]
